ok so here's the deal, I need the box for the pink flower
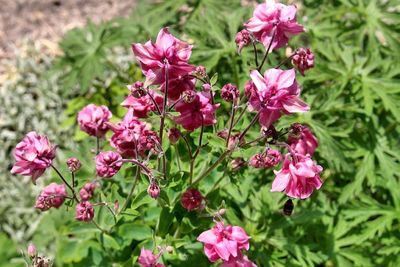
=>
[66,157,81,172]
[221,83,239,102]
[197,223,250,262]
[264,149,282,167]
[288,124,318,156]
[292,48,314,75]
[35,183,67,211]
[244,80,256,98]
[248,154,266,168]
[75,201,94,222]
[132,27,195,89]
[249,69,309,127]
[128,81,146,97]
[195,66,207,77]
[181,188,203,211]
[221,254,258,267]
[271,153,323,199]
[108,111,156,158]
[138,248,164,267]
[121,90,163,118]
[95,151,123,178]
[27,243,37,258]
[160,75,196,101]
[148,181,160,199]
[11,132,56,184]
[244,0,304,50]
[79,182,97,201]
[77,104,112,137]
[235,30,252,53]
[175,91,219,131]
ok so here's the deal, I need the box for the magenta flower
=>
[175,91,219,131]
[292,48,314,75]
[95,151,122,178]
[79,182,97,201]
[181,188,203,211]
[249,69,309,127]
[75,201,94,222]
[235,30,252,53]
[35,183,67,211]
[244,80,256,98]
[121,90,163,118]
[147,181,160,199]
[128,81,146,97]
[221,254,258,267]
[138,248,164,267]
[108,111,155,158]
[66,157,81,172]
[132,27,195,89]
[77,104,112,137]
[288,124,318,156]
[160,75,196,101]
[221,83,239,102]
[271,153,323,199]
[244,0,304,50]
[11,131,56,184]
[197,223,250,262]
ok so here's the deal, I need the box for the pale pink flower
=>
[244,0,304,50]
[221,83,239,102]
[175,91,219,131]
[132,27,195,89]
[27,243,37,257]
[271,153,323,199]
[138,248,165,267]
[221,254,258,267]
[249,69,309,127]
[288,124,318,156]
[11,132,56,184]
[79,182,97,201]
[181,188,203,211]
[75,201,94,222]
[292,48,314,75]
[35,183,67,211]
[121,90,163,118]
[66,157,81,172]
[77,104,112,137]
[108,111,155,158]
[95,151,123,178]
[197,223,250,262]
[235,30,252,53]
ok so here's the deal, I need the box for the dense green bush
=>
[5,0,400,266]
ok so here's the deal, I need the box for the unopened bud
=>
[147,181,160,199]
[166,246,174,253]
[194,66,207,77]
[235,30,251,53]
[27,243,37,258]
[221,83,239,102]
[218,209,226,215]
[66,157,81,172]
[292,48,314,76]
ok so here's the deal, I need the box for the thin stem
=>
[192,150,231,186]
[92,220,108,234]
[51,164,79,202]
[168,98,182,111]
[240,136,265,148]
[187,74,208,84]
[275,53,295,69]
[252,41,259,67]
[116,159,152,176]
[119,168,140,214]
[193,117,204,159]
[146,88,162,115]
[96,136,100,155]
[232,103,248,128]
[275,142,298,163]
[71,172,75,188]
[226,104,236,148]
[180,134,193,158]
[159,62,169,179]
[238,111,260,142]
[257,30,276,72]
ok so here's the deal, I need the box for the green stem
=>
[191,150,231,186]
[51,164,79,202]
[119,167,140,214]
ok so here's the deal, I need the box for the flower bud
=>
[218,208,226,215]
[292,48,314,76]
[66,157,81,172]
[264,149,282,168]
[248,153,265,168]
[235,29,251,53]
[79,182,97,201]
[181,188,203,211]
[181,90,197,103]
[221,83,239,102]
[230,157,246,171]
[168,128,181,144]
[195,66,207,77]
[128,81,146,97]
[166,246,174,254]
[288,123,304,140]
[27,243,37,258]
[75,201,94,222]
[148,181,160,199]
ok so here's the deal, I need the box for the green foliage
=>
[7,0,400,266]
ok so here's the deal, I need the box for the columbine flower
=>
[264,149,282,167]
[148,181,160,199]
[197,222,250,262]
[249,69,309,128]
[244,0,304,50]
[175,91,219,131]
[271,153,323,199]
[221,83,239,102]
[292,48,314,75]
[132,27,195,91]
[66,157,81,172]
[77,104,112,137]
[75,201,94,222]
[181,188,203,211]
[138,248,165,267]
[108,111,156,158]
[121,90,163,118]
[79,182,97,201]
[128,81,146,97]
[35,183,67,211]
[248,153,266,168]
[235,29,252,53]
[95,151,123,178]
[11,132,56,184]
[288,124,318,156]
[221,254,258,267]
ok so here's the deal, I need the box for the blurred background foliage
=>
[2,0,400,266]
